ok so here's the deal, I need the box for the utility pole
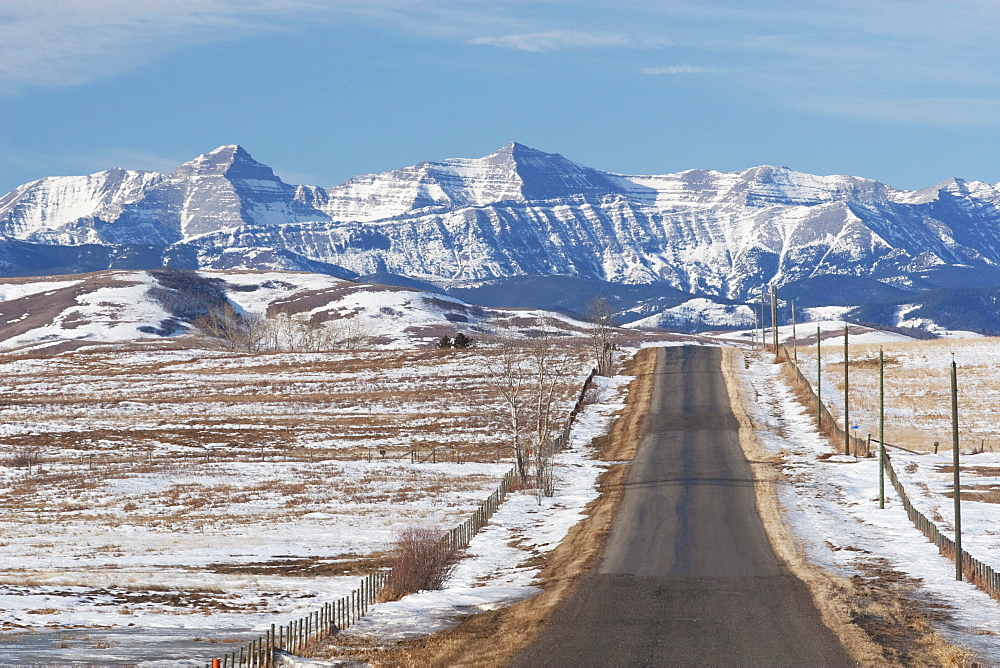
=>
[879,347,885,509]
[760,288,766,352]
[752,298,760,350]
[770,284,779,355]
[952,355,962,580]
[791,300,797,366]
[844,325,850,455]
[816,326,822,429]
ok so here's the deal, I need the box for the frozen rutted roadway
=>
[514,346,854,667]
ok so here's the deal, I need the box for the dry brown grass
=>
[0,343,574,524]
[309,348,657,666]
[0,344,589,468]
[722,347,978,667]
[592,347,656,462]
[942,485,1000,503]
[798,337,1000,453]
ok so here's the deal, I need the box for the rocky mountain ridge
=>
[2,143,999,330]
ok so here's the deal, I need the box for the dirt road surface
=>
[513,346,854,667]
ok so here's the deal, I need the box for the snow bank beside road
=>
[738,349,1000,660]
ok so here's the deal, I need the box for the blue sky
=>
[2,0,999,194]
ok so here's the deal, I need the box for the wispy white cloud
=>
[792,95,1000,126]
[3,146,187,179]
[5,0,1000,130]
[0,0,335,92]
[1,0,482,93]
[641,65,725,75]
[468,30,669,53]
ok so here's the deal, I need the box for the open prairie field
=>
[796,336,1000,454]
[0,341,592,661]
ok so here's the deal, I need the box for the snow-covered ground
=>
[0,340,611,665]
[622,298,754,330]
[739,348,1000,661]
[0,270,599,354]
[708,318,919,347]
[336,373,632,644]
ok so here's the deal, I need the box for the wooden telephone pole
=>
[843,325,850,455]
[791,301,797,365]
[879,347,885,509]
[952,355,963,580]
[770,284,779,354]
[816,326,822,429]
[760,288,766,352]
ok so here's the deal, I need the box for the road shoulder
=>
[720,345,975,666]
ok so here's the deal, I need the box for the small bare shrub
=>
[581,387,600,406]
[5,446,41,468]
[379,527,457,602]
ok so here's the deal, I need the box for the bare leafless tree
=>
[328,317,373,350]
[586,297,617,375]
[202,309,375,353]
[481,322,578,494]
[481,330,531,484]
[194,303,267,353]
[271,312,335,352]
[527,324,576,498]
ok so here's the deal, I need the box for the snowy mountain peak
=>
[170,145,281,183]
[471,141,619,202]
[492,140,530,154]
[733,164,888,207]
[900,177,999,205]
[486,141,560,162]
[936,177,997,200]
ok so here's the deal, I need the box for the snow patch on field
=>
[1,273,169,351]
[624,298,754,330]
[0,279,84,302]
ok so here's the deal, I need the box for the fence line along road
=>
[773,344,999,603]
[204,366,600,667]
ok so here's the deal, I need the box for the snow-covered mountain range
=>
[3,143,1000,332]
